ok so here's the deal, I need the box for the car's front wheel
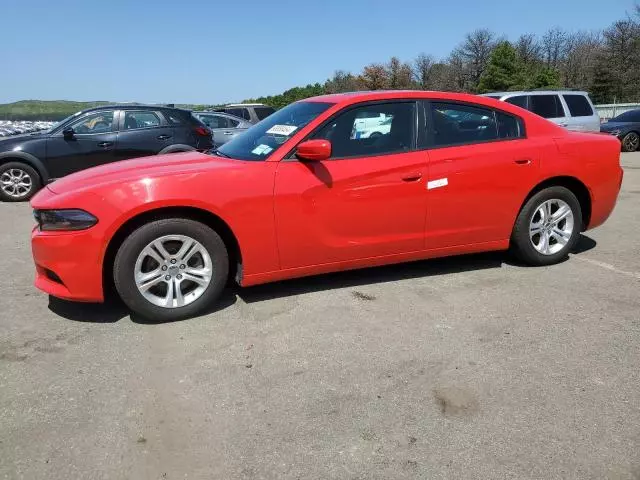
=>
[621,131,639,152]
[0,162,41,202]
[113,218,229,321]
[511,186,582,266]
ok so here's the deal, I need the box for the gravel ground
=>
[1,153,639,480]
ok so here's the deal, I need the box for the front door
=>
[45,110,117,178]
[423,101,541,249]
[274,101,428,269]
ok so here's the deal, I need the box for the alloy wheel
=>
[623,132,639,152]
[529,199,575,255]
[0,168,33,199]
[134,235,213,308]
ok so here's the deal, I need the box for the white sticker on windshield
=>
[265,125,298,136]
[251,144,272,155]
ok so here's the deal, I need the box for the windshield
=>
[216,101,332,161]
[46,111,83,133]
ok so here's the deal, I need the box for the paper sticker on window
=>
[251,144,273,155]
[265,125,298,136]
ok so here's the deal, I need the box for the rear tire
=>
[0,162,41,202]
[510,186,582,266]
[621,132,639,152]
[113,218,229,321]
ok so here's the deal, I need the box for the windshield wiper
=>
[210,149,230,158]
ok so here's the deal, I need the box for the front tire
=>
[621,132,639,152]
[113,218,229,321]
[0,162,41,202]
[510,186,582,266]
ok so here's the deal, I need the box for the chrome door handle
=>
[97,142,113,148]
[157,134,171,140]
[223,131,234,135]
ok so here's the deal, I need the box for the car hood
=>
[0,132,44,149]
[600,122,629,131]
[47,151,238,195]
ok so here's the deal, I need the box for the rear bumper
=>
[31,227,105,302]
[587,166,624,230]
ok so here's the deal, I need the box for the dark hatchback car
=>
[600,109,640,152]
[0,105,213,201]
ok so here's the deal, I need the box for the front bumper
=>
[32,227,105,302]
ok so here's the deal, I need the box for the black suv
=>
[0,105,213,201]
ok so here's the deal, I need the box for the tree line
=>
[245,5,640,108]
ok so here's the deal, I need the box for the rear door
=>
[45,110,117,178]
[422,101,540,248]
[561,94,600,132]
[529,94,568,128]
[274,100,428,268]
[198,114,239,146]
[114,110,174,160]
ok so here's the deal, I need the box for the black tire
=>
[510,186,582,266]
[113,218,229,321]
[158,145,196,155]
[621,131,639,152]
[0,162,42,202]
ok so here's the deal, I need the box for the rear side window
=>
[496,112,524,139]
[165,112,184,125]
[226,108,251,120]
[505,96,528,109]
[198,114,229,129]
[563,94,594,117]
[529,95,563,119]
[123,111,161,130]
[255,107,275,120]
[227,118,240,127]
[430,103,499,146]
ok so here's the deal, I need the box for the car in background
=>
[0,105,212,201]
[600,109,640,152]
[481,91,600,133]
[30,90,622,322]
[193,111,251,146]
[214,103,275,124]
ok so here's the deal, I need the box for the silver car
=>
[481,90,600,132]
[193,112,251,147]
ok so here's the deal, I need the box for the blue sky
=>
[0,0,635,104]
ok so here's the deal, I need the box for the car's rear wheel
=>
[621,132,639,152]
[510,186,582,266]
[113,218,229,321]
[0,162,41,202]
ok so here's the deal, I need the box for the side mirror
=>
[62,127,75,139]
[295,139,331,161]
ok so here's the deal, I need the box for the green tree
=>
[526,66,561,89]
[590,57,615,103]
[478,41,524,92]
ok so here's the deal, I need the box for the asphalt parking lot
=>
[1,153,639,480]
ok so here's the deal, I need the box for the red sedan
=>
[31,91,623,321]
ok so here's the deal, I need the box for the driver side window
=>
[68,111,115,135]
[312,102,415,159]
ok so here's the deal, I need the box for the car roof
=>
[480,90,590,97]
[303,90,512,106]
[81,104,189,113]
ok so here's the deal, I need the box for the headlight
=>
[33,209,98,231]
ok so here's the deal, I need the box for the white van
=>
[481,91,600,132]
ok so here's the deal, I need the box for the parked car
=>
[481,91,600,132]
[0,105,213,201]
[193,111,251,146]
[214,103,275,124]
[600,109,640,152]
[30,91,622,321]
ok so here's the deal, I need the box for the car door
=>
[528,94,568,128]
[274,101,428,269]
[423,101,540,249]
[114,110,173,161]
[45,110,117,178]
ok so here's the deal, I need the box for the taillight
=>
[194,126,211,137]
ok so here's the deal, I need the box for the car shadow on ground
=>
[48,234,597,323]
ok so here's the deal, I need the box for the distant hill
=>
[0,100,214,121]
